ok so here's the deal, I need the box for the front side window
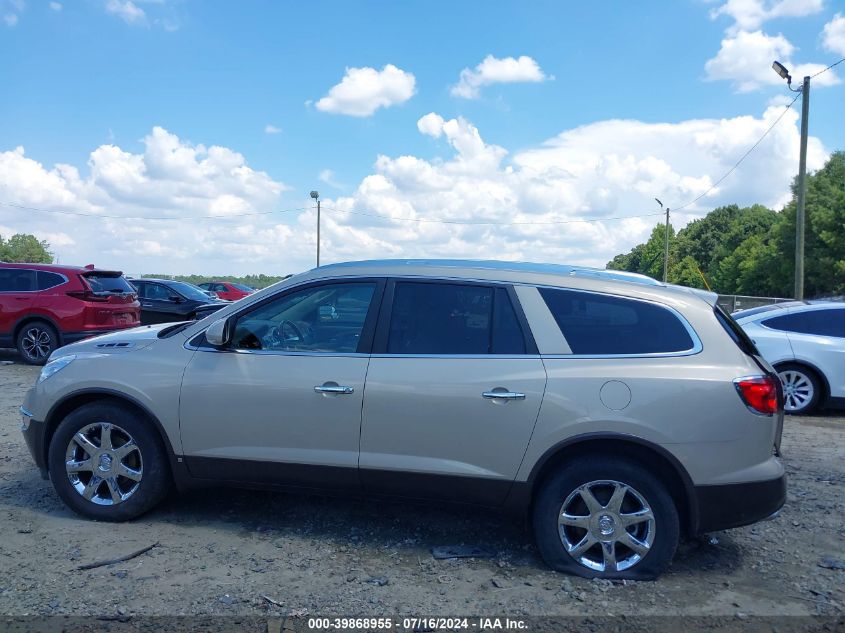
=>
[231,282,376,353]
[763,309,845,337]
[539,287,695,355]
[387,282,526,355]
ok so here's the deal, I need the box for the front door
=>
[359,280,547,505]
[179,279,383,491]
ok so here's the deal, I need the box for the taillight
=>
[734,375,780,416]
[67,290,110,303]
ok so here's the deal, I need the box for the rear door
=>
[359,279,546,505]
[0,268,37,341]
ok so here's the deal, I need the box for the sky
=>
[1,0,844,276]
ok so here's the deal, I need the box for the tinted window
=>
[145,283,178,301]
[0,269,36,292]
[84,273,135,294]
[37,271,65,290]
[763,309,845,337]
[232,283,254,292]
[387,282,525,355]
[539,287,695,355]
[232,282,375,353]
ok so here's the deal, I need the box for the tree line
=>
[607,151,845,298]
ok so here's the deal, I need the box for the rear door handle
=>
[314,384,354,395]
[482,390,525,400]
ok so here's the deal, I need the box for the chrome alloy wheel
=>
[64,422,143,506]
[779,369,814,412]
[21,327,52,361]
[558,480,656,572]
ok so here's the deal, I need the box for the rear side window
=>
[539,287,695,355]
[0,269,36,292]
[387,282,526,355]
[763,309,845,337]
[84,273,135,294]
[37,271,66,290]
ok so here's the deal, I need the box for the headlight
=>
[38,355,76,384]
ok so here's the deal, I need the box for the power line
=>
[672,92,801,212]
[812,56,845,78]
[320,205,666,226]
[0,200,309,220]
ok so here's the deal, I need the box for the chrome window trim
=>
[0,269,69,293]
[527,283,703,358]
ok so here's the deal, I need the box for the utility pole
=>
[794,75,810,300]
[663,206,670,283]
[310,190,321,267]
[655,198,670,283]
[772,61,810,300]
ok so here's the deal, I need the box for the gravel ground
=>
[0,351,843,618]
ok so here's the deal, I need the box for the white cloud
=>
[0,111,827,275]
[105,0,146,26]
[49,2,62,11]
[710,0,824,33]
[315,64,416,117]
[264,124,282,134]
[3,12,16,25]
[705,29,840,91]
[451,55,550,99]
[318,169,345,190]
[822,13,845,55]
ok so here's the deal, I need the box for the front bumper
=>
[694,473,786,534]
[20,406,49,480]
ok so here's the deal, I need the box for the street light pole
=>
[772,61,810,300]
[794,75,810,300]
[310,190,321,267]
[655,198,670,283]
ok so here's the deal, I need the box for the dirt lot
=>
[0,352,843,619]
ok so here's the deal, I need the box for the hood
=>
[57,323,178,356]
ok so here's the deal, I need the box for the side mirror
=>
[206,317,231,347]
[170,295,184,303]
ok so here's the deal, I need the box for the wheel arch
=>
[772,359,830,405]
[521,433,698,536]
[13,314,64,345]
[42,389,190,489]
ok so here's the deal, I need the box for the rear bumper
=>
[693,473,786,534]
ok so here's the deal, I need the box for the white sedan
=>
[734,301,845,414]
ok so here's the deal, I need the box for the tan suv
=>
[20,260,786,579]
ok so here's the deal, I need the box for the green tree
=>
[0,233,53,263]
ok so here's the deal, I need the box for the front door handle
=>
[314,384,354,395]
[482,390,526,400]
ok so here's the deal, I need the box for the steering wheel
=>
[270,319,305,349]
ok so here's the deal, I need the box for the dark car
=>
[0,263,140,364]
[128,278,226,325]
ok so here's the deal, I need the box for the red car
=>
[197,281,254,302]
[0,263,140,365]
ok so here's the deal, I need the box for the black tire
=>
[16,320,58,366]
[48,400,171,521]
[532,455,679,580]
[776,363,822,415]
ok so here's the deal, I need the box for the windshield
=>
[232,283,254,292]
[168,281,216,302]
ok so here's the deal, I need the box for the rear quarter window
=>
[538,287,695,355]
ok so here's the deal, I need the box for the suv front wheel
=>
[48,401,170,521]
[533,456,679,580]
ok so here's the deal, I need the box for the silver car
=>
[734,301,845,414]
[20,260,786,580]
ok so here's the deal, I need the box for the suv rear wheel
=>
[48,401,170,521]
[533,456,679,580]
[16,321,58,366]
